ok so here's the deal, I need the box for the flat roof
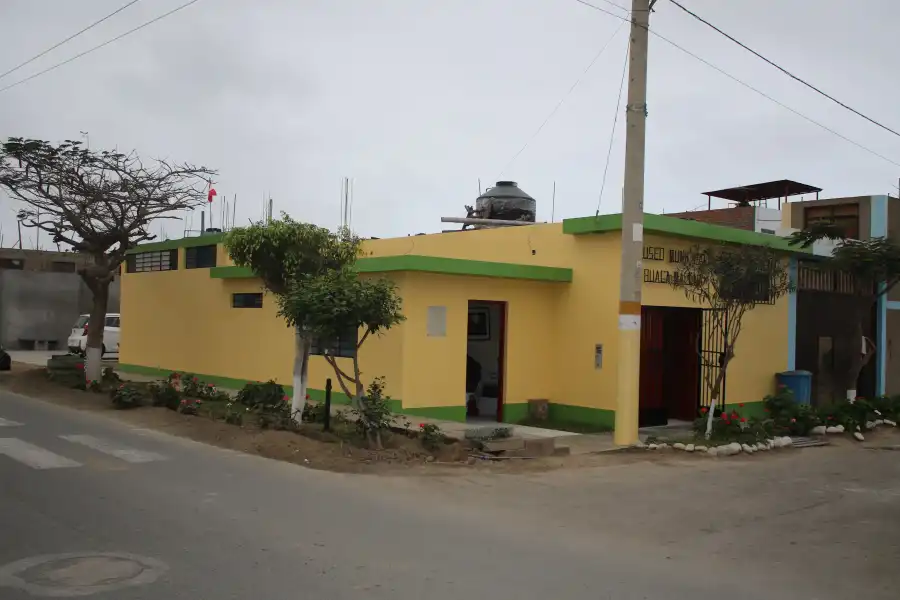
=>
[703,179,822,204]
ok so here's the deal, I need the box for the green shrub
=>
[223,401,247,426]
[149,381,182,410]
[302,401,326,423]
[110,384,144,410]
[236,380,287,410]
[350,377,398,447]
[178,397,203,416]
[693,405,772,444]
[419,423,446,451]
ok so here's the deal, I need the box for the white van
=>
[67,313,120,356]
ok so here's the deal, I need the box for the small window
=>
[311,327,358,358]
[0,258,24,270]
[127,249,178,273]
[105,316,120,328]
[51,261,76,273]
[232,293,263,308]
[185,245,217,269]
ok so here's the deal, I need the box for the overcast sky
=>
[1,0,899,247]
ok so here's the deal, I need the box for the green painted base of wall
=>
[547,403,616,429]
[502,403,529,424]
[400,406,467,423]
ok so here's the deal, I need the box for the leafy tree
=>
[670,243,794,438]
[277,268,404,447]
[224,216,360,419]
[789,221,900,400]
[0,137,214,381]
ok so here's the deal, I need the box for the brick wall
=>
[667,206,756,231]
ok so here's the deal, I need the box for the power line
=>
[0,0,205,94]
[0,0,142,82]
[574,0,900,169]
[596,38,630,216]
[666,0,900,139]
[497,19,626,178]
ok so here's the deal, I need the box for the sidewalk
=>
[8,351,619,454]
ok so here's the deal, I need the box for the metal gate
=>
[699,308,728,410]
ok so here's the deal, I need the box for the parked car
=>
[67,313,120,356]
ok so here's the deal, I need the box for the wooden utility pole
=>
[614,0,653,446]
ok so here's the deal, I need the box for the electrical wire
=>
[0,0,205,94]
[574,0,900,169]
[596,38,630,215]
[497,19,627,178]
[0,0,142,82]
[667,0,900,139]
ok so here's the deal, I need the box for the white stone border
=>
[633,437,794,456]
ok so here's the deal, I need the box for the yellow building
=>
[119,213,809,429]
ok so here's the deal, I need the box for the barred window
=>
[232,293,263,309]
[311,328,358,358]
[127,249,178,273]
[185,245,217,269]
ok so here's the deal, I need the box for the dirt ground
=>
[0,363,652,475]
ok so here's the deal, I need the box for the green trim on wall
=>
[547,403,616,429]
[209,265,256,279]
[209,254,573,282]
[399,405,467,423]
[126,233,225,255]
[356,255,573,282]
[562,213,810,253]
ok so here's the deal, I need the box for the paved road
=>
[1,390,897,599]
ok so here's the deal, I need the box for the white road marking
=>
[59,434,167,464]
[0,418,23,427]
[0,438,82,469]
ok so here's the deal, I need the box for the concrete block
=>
[522,437,556,457]
[481,437,525,453]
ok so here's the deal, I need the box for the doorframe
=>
[467,299,507,422]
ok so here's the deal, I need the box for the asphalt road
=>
[1,389,897,599]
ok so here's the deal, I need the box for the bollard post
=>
[323,378,332,431]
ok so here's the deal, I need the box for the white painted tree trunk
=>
[291,328,310,420]
[85,347,103,383]
[846,389,857,403]
[704,397,717,439]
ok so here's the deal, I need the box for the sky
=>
[1,0,899,247]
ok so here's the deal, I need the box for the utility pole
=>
[614,0,653,446]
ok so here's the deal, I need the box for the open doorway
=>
[639,306,702,427]
[465,300,507,422]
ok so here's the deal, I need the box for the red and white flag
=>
[207,188,217,203]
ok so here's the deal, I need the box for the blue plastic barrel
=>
[776,370,812,405]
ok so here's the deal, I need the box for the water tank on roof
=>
[475,181,536,224]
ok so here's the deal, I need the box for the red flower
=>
[700,407,708,414]
[419,423,426,428]
[738,403,745,408]
[207,383,214,388]
[305,394,310,400]
[790,418,797,423]
[777,384,786,389]
[192,377,198,382]
[283,395,289,402]
[740,417,746,423]
[76,363,84,370]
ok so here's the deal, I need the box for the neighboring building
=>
[671,184,897,403]
[779,193,900,400]
[0,248,120,350]
[119,213,814,429]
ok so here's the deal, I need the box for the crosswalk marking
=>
[0,438,82,469]
[0,418,23,427]
[60,434,167,464]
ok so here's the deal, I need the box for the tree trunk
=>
[704,358,730,439]
[84,278,110,384]
[291,328,310,420]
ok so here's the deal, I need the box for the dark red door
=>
[639,307,667,427]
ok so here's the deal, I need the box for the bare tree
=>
[0,137,215,381]
[670,243,794,438]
